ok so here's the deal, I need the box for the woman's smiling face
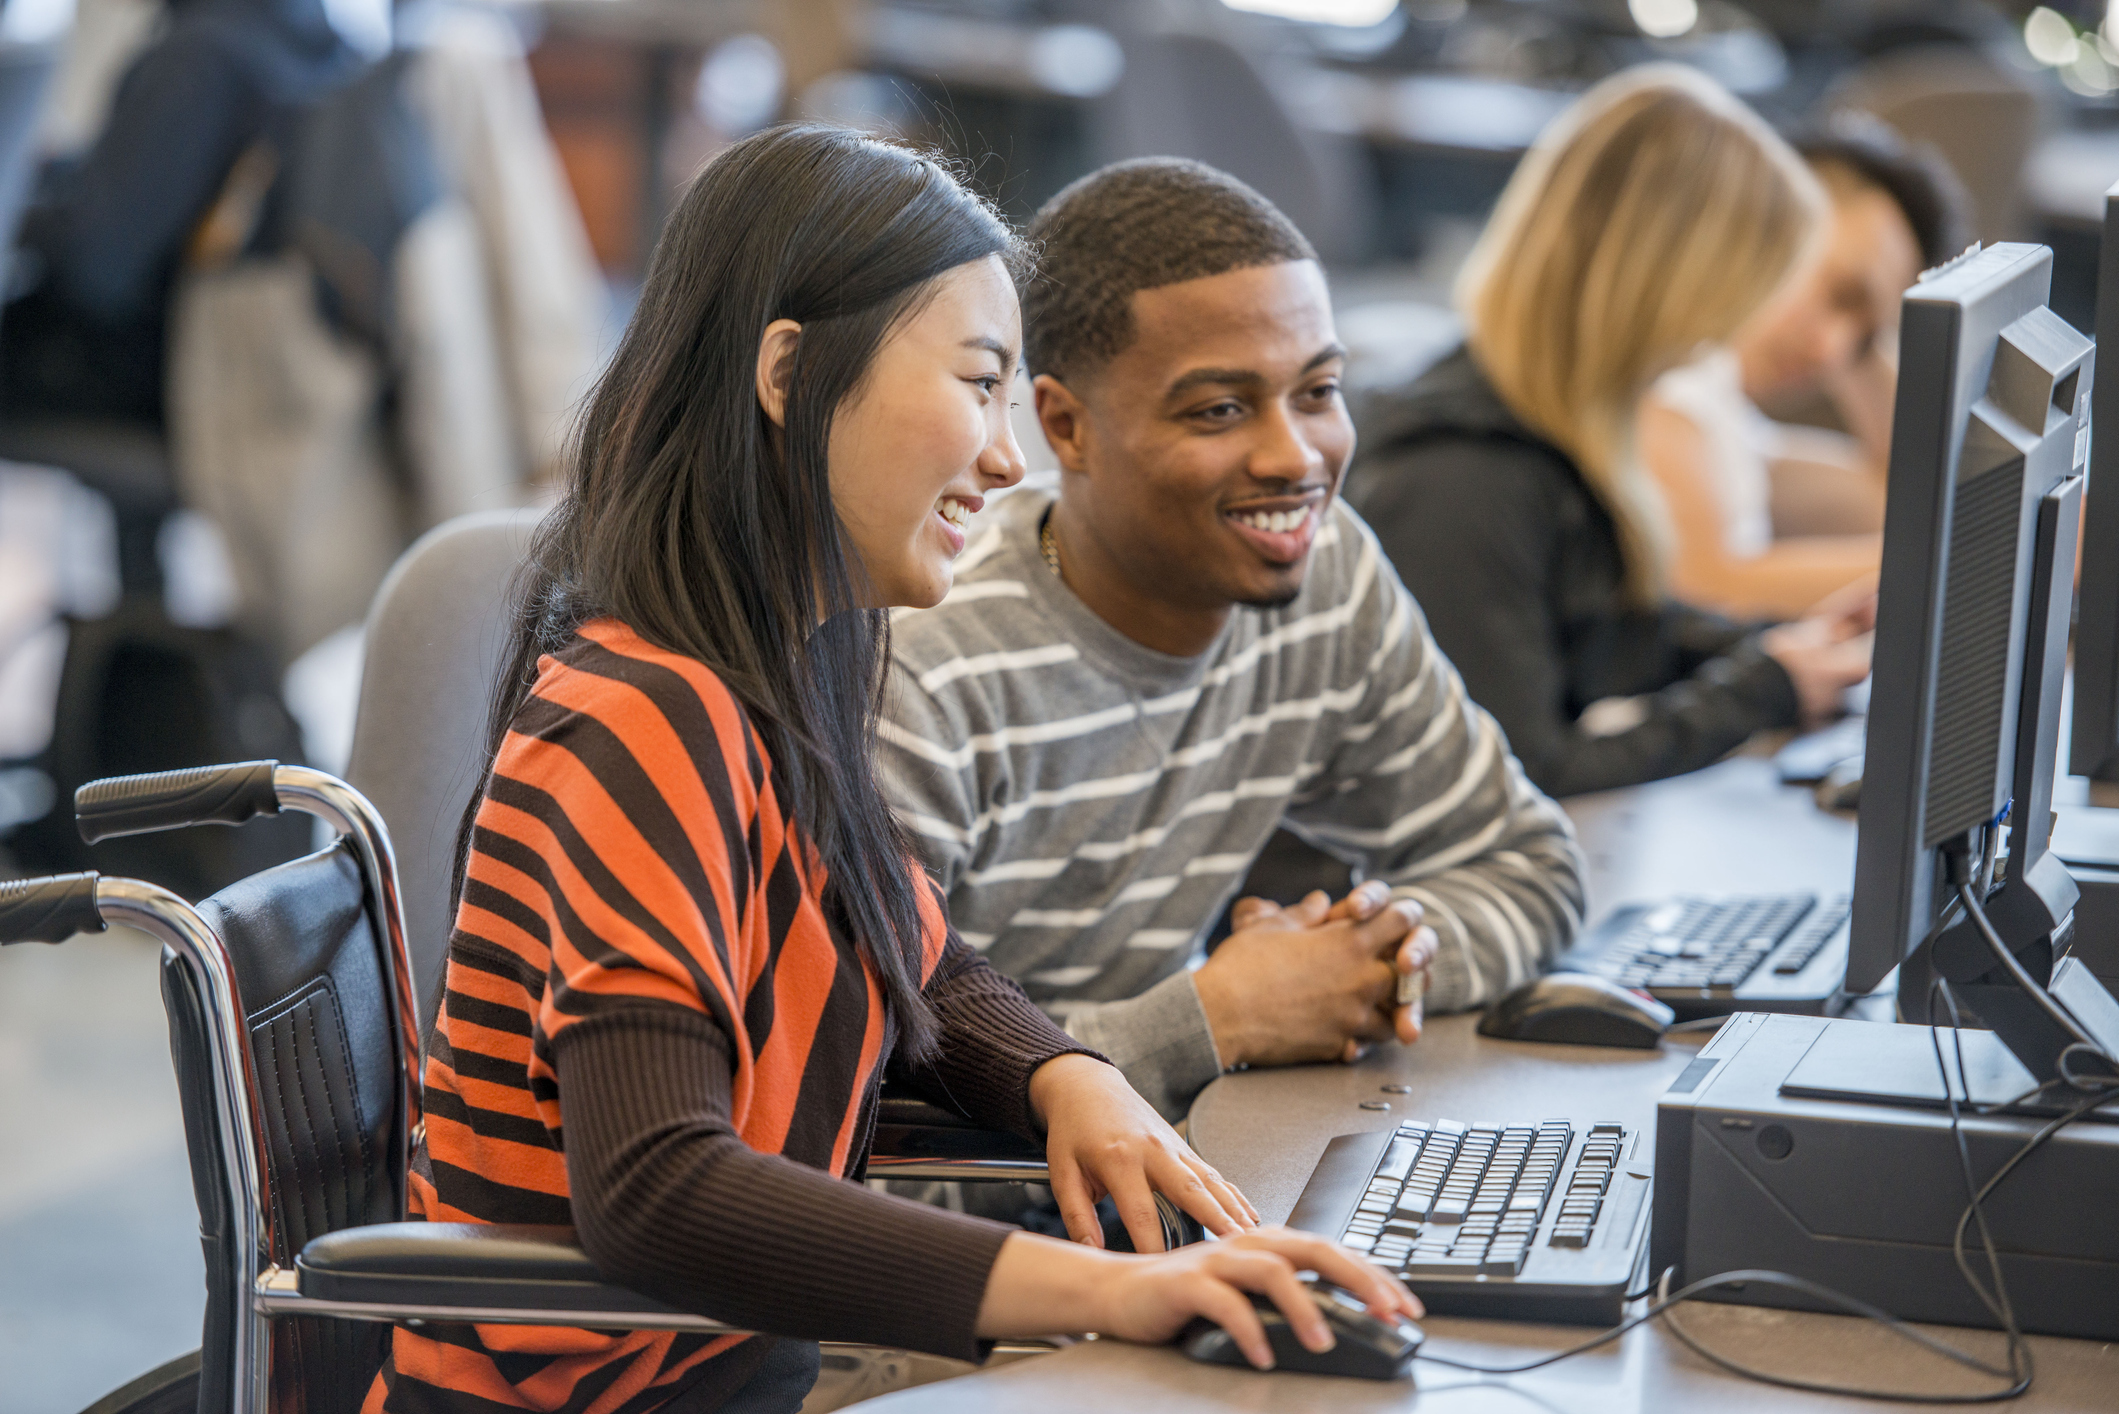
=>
[825,255,1028,609]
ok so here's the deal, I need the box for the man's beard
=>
[1236,587,1302,611]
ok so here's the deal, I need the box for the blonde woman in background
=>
[1639,118,1974,620]
[1346,67,1875,799]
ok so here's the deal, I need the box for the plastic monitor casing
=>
[1849,244,2094,995]
[2071,182,2119,787]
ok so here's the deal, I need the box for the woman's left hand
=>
[1027,1053,1261,1252]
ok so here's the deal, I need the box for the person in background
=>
[375,126,1418,1414]
[1348,67,1875,802]
[879,158,1583,1125]
[0,0,356,427]
[1638,115,1975,620]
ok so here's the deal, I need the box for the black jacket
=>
[1,0,355,426]
[1345,346,1799,798]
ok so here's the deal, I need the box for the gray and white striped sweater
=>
[880,489,1585,1117]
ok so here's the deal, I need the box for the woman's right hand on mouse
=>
[975,1227,1422,1370]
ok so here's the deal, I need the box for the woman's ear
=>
[756,319,803,427]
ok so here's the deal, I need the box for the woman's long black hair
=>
[456,125,1022,1060]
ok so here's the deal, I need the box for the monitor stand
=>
[2056,802,2119,993]
[1780,1015,2119,1120]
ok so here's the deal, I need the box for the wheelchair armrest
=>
[870,1112,1043,1169]
[296,1222,690,1316]
[871,1081,1044,1177]
[875,1091,987,1130]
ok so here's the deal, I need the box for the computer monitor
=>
[2070,181,2119,793]
[1848,242,2119,1085]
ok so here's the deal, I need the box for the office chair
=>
[344,506,542,1048]
[1084,24,1374,263]
[0,760,1186,1413]
[1826,44,2040,246]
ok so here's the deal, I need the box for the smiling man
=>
[879,159,1584,1119]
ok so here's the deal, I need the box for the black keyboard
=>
[1288,1118,1650,1324]
[1556,892,1853,1019]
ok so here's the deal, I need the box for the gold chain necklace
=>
[1039,510,1062,577]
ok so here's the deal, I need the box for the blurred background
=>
[4,0,2119,1405]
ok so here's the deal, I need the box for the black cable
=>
[2057,1042,2119,1092]
[1414,970,2104,1401]
[1650,1269,2029,1403]
[1411,862,2119,1403]
[1613,974,2119,1405]
[1415,1267,2024,1399]
[1974,819,2002,901]
[1929,980,2030,1381]
[1955,883,2096,1059]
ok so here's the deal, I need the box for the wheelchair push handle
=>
[76,761,283,843]
[0,872,104,944]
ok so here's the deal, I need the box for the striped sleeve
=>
[1283,528,1587,1010]
[554,1008,1016,1363]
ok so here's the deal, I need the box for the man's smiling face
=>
[1043,259,1353,614]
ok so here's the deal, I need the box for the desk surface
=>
[858,758,2119,1411]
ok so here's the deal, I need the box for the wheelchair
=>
[2,760,1195,1413]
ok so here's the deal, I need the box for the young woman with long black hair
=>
[365,126,1417,1414]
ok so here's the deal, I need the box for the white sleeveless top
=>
[1650,347,1782,559]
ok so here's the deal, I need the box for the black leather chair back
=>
[163,843,401,1414]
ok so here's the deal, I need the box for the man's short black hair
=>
[1022,157,1318,382]
[1793,113,1975,270]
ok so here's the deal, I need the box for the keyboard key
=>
[1430,1195,1469,1222]
[1549,1228,1591,1249]
[1404,1255,1486,1275]
[1377,1135,1423,1181]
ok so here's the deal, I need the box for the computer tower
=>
[1652,1012,2119,1340]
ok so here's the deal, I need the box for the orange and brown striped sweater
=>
[367,620,1096,1414]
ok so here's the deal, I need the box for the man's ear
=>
[756,318,802,427]
[1034,373,1092,475]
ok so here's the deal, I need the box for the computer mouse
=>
[1178,1274,1422,1379]
[1476,971,1675,1048]
[1814,754,1864,814]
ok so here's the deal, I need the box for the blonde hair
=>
[1457,66,1826,601]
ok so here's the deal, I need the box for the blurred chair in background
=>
[1825,42,2040,247]
[1078,5,1375,264]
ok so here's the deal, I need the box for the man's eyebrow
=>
[1165,343,1348,398]
[962,335,1017,371]
[1303,342,1349,373]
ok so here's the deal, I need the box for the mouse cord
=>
[1414,1268,2023,1399]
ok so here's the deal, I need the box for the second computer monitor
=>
[1848,243,2094,994]
[2070,182,2119,789]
